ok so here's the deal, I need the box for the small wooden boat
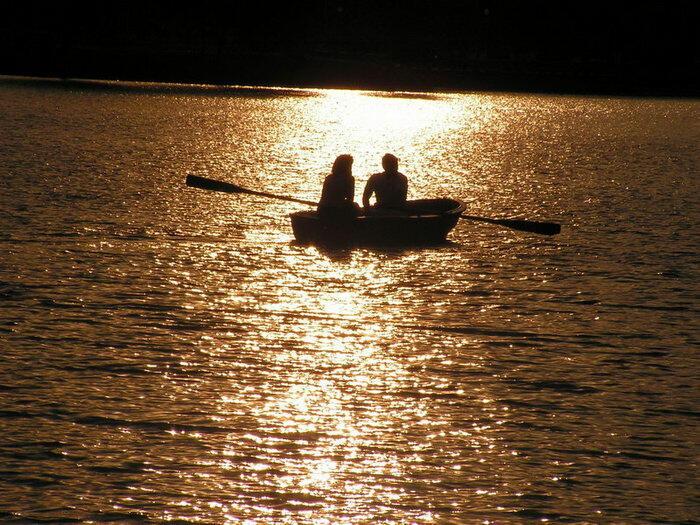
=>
[290,199,467,246]
[185,175,560,237]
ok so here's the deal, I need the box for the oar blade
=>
[185,174,245,194]
[461,214,561,235]
[185,174,318,207]
[493,218,561,235]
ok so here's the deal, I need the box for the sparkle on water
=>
[0,78,698,523]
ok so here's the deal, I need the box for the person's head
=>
[332,154,353,177]
[382,153,399,173]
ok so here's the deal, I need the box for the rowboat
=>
[290,198,467,246]
[185,175,561,237]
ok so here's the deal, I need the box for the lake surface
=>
[1,77,698,523]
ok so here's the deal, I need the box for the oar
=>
[186,174,561,235]
[185,174,316,206]
[461,214,561,236]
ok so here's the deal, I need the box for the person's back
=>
[319,172,354,208]
[362,153,408,209]
[318,154,359,219]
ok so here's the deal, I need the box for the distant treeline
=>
[1,0,697,95]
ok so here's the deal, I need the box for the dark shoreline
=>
[2,52,697,99]
[2,2,697,98]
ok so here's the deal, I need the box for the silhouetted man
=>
[362,153,408,210]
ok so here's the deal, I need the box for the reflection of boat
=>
[290,199,467,246]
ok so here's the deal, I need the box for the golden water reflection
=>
[252,257,416,507]
[254,88,495,205]
[185,238,509,522]
[3,80,697,523]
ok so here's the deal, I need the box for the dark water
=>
[1,77,698,523]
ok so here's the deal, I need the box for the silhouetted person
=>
[318,154,360,219]
[362,153,408,210]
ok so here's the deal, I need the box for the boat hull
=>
[290,199,466,246]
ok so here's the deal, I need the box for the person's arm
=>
[346,177,355,203]
[399,174,408,204]
[318,175,330,207]
[362,175,374,208]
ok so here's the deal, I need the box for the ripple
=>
[1,82,698,524]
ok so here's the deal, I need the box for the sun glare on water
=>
[221,87,492,196]
[301,89,472,178]
[180,86,506,521]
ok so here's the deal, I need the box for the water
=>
[1,77,698,523]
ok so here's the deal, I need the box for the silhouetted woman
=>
[318,154,360,219]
